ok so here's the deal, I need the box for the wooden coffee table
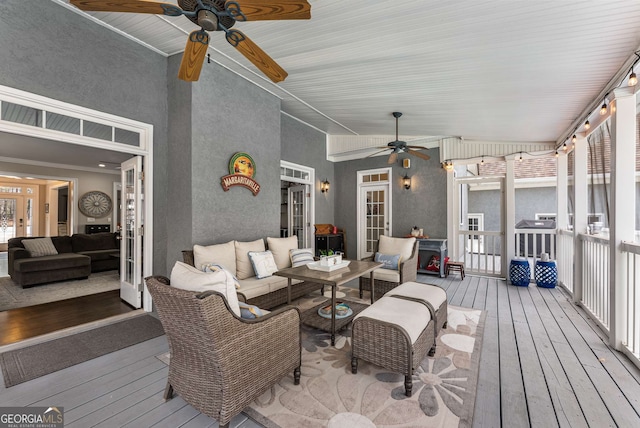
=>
[275,260,382,345]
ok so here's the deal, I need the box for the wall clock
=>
[79,191,113,218]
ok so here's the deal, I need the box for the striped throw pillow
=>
[290,248,314,267]
[22,237,58,257]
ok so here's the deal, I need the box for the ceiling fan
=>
[371,112,431,164]
[69,0,311,83]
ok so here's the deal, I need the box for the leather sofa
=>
[8,232,120,288]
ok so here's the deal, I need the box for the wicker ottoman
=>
[351,282,448,397]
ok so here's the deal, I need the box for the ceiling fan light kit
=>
[69,0,311,83]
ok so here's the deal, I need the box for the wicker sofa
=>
[183,236,324,310]
[8,232,119,287]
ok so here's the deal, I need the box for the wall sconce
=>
[403,174,411,190]
[320,179,330,193]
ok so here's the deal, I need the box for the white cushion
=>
[290,248,314,267]
[388,281,447,309]
[22,237,58,257]
[266,236,298,270]
[355,296,432,344]
[378,235,416,263]
[235,239,266,280]
[170,261,241,316]
[370,268,401,283]
[194,241,236,275]
[248,251,278,279]
[237,276,303,299]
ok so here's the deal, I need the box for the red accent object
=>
[332,226,338,234]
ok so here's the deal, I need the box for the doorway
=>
[280,161,315,250]
[357,168,392,260]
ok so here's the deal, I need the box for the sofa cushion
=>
[266,236,298,270]
[170,261,240,316]
[22,237,58,257]
[76,249,120,262]
[194,241,236,274]
[235,239,265,280]
[13,254,91,273]
[71,232,117,252]
[378,235,416,262]
[248,251,278,279]
[237,276,303,300]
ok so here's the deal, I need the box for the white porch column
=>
[446,165,456,259]
[556,155,568,230]
[609,87,636,350]
[504,158,516,280]
[573,134,588,304]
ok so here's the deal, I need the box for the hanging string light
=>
[584,120,590,130]
[563,141,568,151]
[600,99,608,115]
[571,134,577,143]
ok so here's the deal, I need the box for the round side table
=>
[509,259,530,287]
[535,260,557,288]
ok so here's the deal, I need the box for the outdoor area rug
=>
[0,314,164,387]
[157,285,486,428]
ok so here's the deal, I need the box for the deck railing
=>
[514,228,557,281]
[622,241,640,360]
[580,233,611,331]
[458,230,502,276]
[557,229,574,293]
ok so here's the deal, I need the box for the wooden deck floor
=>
[1,274,640,427]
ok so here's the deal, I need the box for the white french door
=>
[120,156,143,308]
[288,184,308,248]
[357,167,392,260]
[0,196,25,251]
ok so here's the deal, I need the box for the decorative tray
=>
[318,302,353,319]
[306,260,351,272]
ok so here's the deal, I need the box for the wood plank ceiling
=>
[57,0,640,152]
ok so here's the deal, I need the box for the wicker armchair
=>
[146,276,301,428]
[359,237,419,300]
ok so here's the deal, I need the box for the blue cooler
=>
[535,260,557,288]
[510,259,530,287]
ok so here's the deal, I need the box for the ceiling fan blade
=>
[178,31,209,82]
[227,30,288,83]
[69,0,182,15]
[407,149,431,161]
[228,0,311,21]
[366,148,391,158]
[388,152,398,164]
[407,145,430,150]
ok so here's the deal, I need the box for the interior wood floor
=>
[1,274,640,427]
[0,290,134,346]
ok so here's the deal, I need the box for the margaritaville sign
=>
[221,152,261,196]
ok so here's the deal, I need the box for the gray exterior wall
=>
[334,150,447,259]
[280,115,333,225]
[0,0,169,273]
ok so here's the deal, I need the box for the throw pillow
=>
[266,236,298,270]
[426,255,440,272]
[22,237,58,257]
[248,251,278,279]
[170,261,241,316]
[239,301,265,319]
[290,248,314,267]
[194,241,236,275]
[201,263,240,289]
[235,239,266,279]
[374,252,401,270]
